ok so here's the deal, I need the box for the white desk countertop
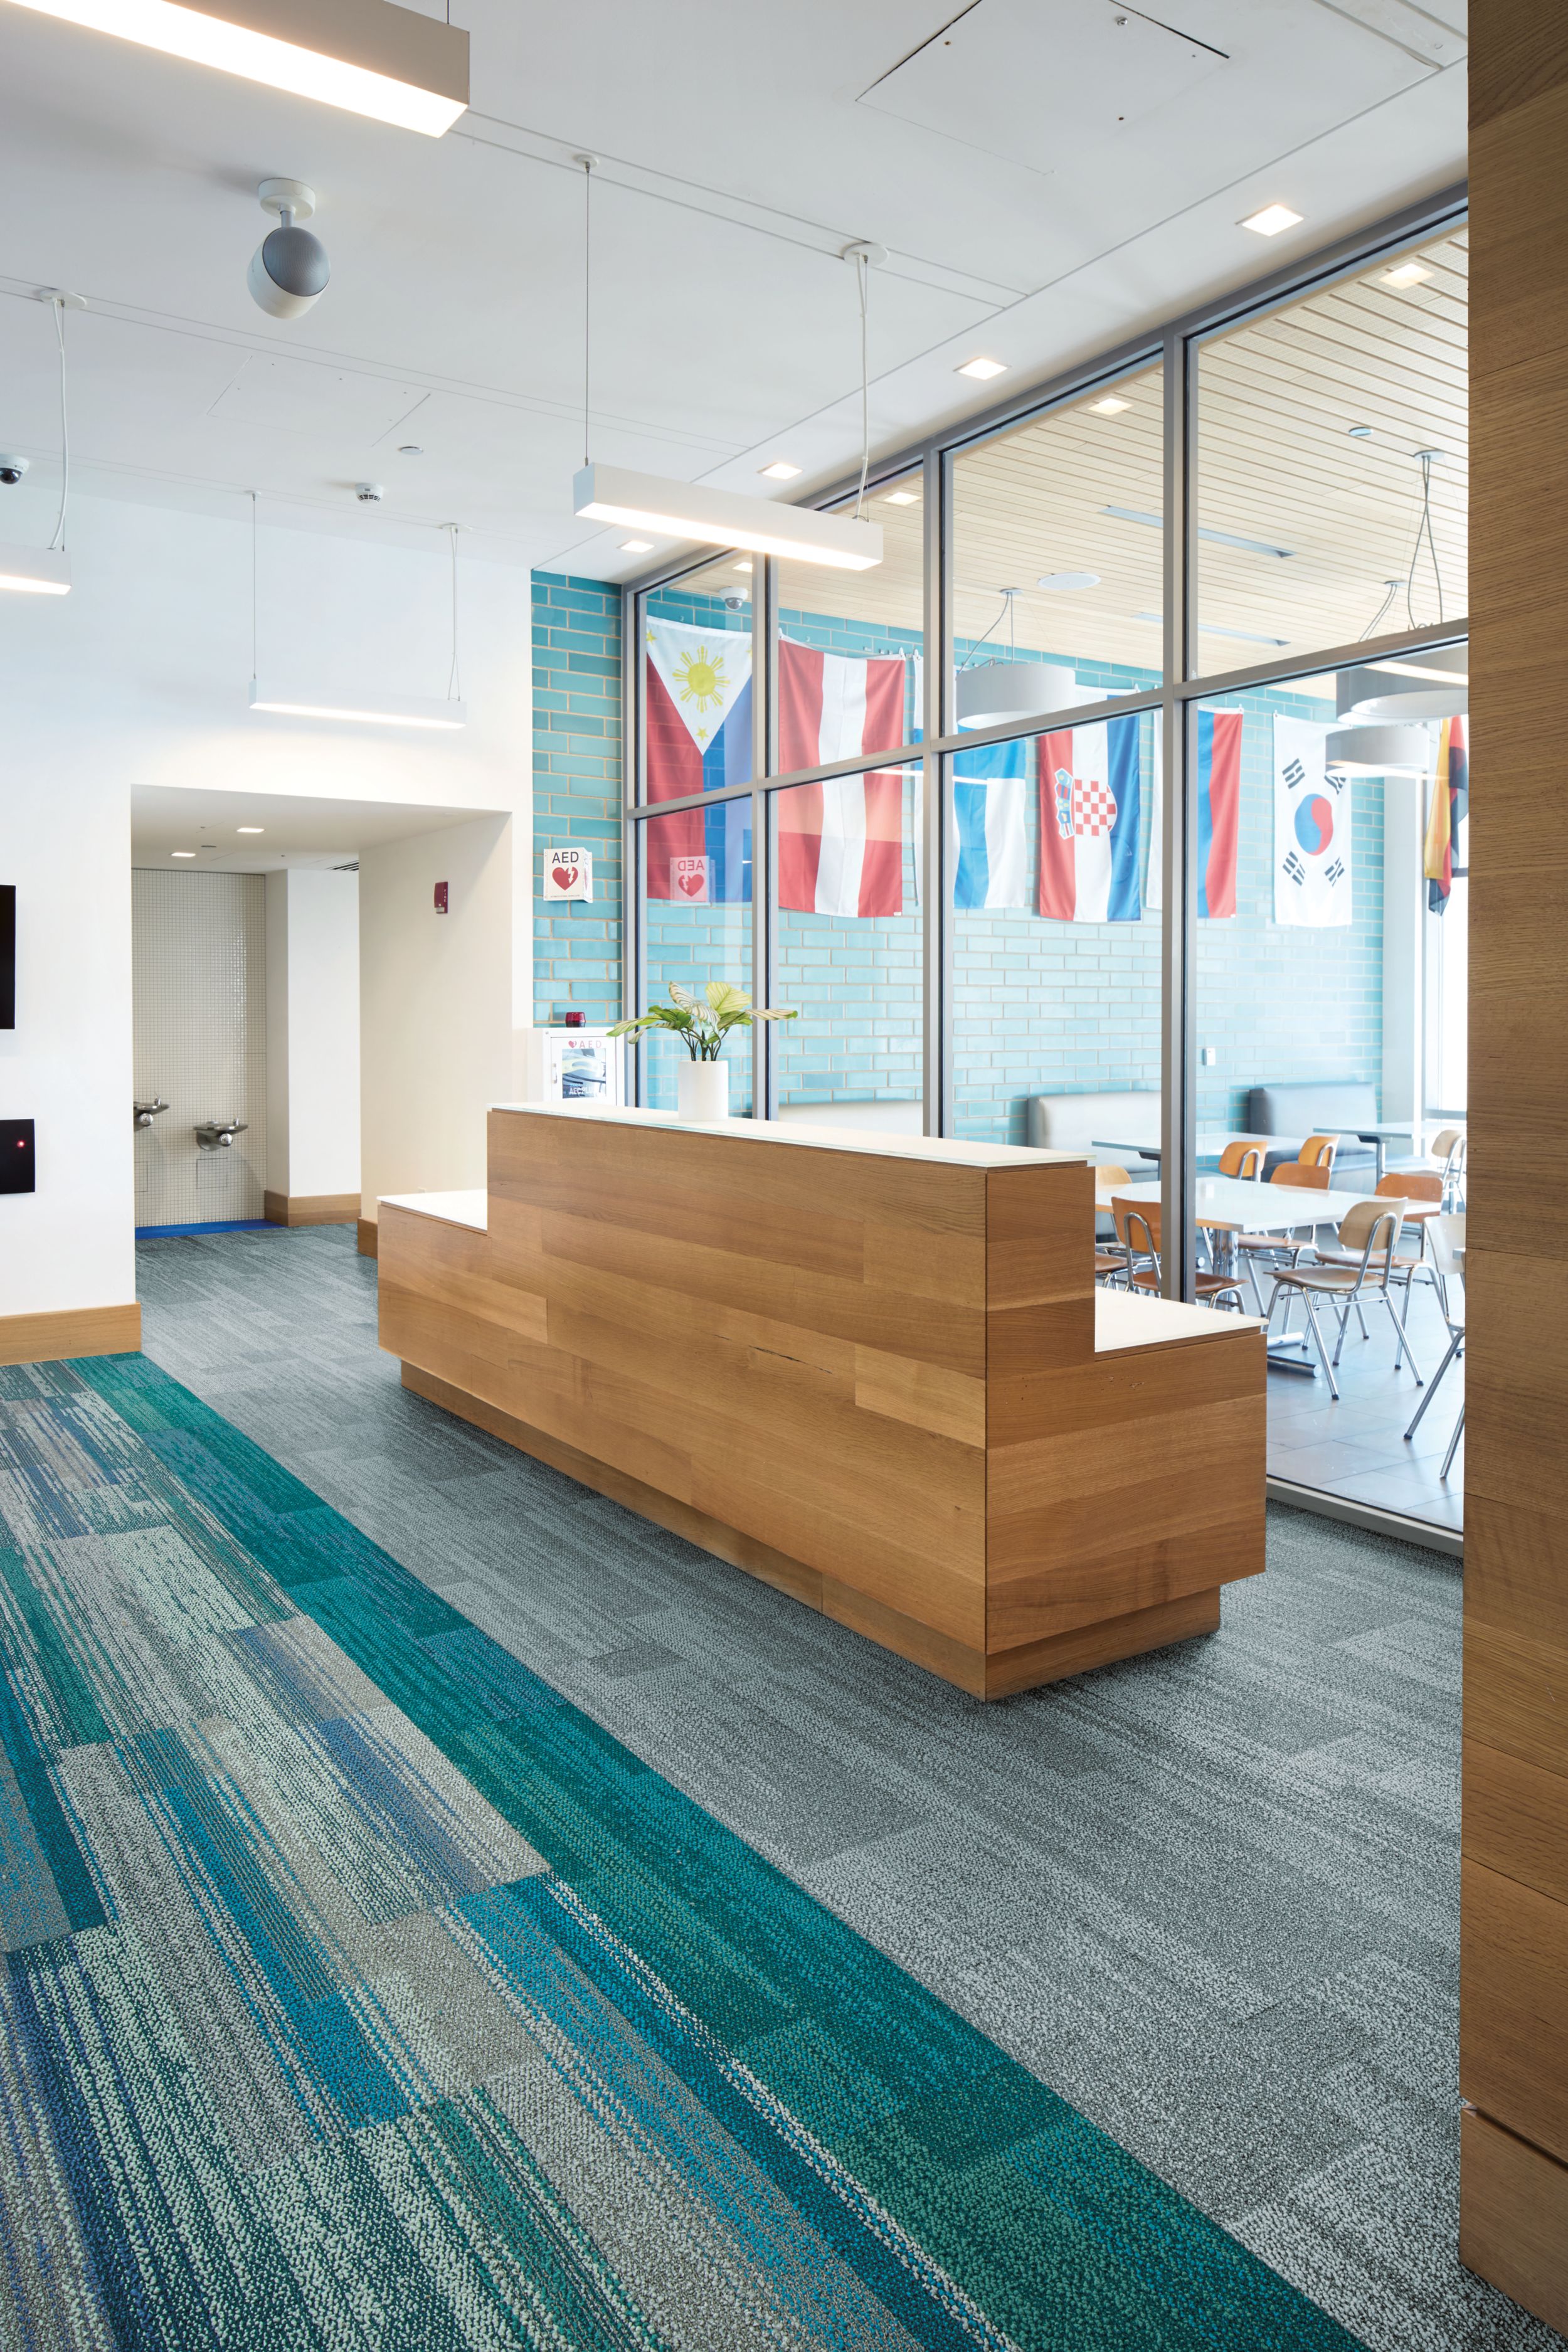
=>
[489,1099,1088,1172]
[378,1189,489,1232]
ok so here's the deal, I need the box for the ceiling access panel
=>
[859,0,1442,257]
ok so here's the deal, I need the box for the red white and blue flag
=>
[645,617,753,901]
[1036,716,1143,923]
[776,638,909,916]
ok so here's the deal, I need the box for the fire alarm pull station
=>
[434,881,448,914]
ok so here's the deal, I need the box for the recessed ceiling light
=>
[620,539,654,553]
[397,444,423,457]
[882,489,919,505]
[1380,262,1431,290]
[1239,203,1303,236]
[237,826,265,834]
[1037,571,1101,591]
[171,850,196,859]
[1,0,470,135]
[1086,396,1131,415]
[1348,424,1372,438]
[956,356,1008,381]
[733,561,753,573]
[758,460,801,480]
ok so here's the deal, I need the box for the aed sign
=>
[547,847,593,901]
[670,854,711,903]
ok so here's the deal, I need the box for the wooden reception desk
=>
[377,1105,1265,1698]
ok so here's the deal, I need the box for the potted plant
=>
[608,982,797,1121]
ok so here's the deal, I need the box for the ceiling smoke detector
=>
[355,482,384,503]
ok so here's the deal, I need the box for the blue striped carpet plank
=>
[0,1352,1368,2350]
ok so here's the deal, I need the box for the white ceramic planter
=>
[677,1058,729,1123]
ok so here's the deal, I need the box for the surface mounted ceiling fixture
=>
[569,159,882,573]
[955,588,1078,729]
[247,495,468,728]
[248,181,328,319]
[1086,396,1131,415]
[1239,203,1303,235]
[0,0,469,134]
[1037,570,1099,591]
[0,289,79,596]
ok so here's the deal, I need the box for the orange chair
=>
[1308,1170,1444,1362]
[1093,1164,1133,1283]
[1111,1197,1248,1311]
[1217,1141,1263,1180]
[1236,1162,1333,1311]
[1298,1134,1338,1171]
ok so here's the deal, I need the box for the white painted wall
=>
[265,869,361,1201]
[0,485,531,1325]
[358,815,514,1215]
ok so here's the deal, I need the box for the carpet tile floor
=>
[102,1224,1557,2352]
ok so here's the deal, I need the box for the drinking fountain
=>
[134,1098,169,1130]
[194,1119,248,1152]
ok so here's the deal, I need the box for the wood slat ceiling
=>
[732,231,1468,683]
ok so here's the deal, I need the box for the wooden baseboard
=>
[264,1191,361,1229]
[357,1219,378,1259]
[1461,2108,1568,2335]
[0,1302,141,1367]
[400,1359,1222,1698]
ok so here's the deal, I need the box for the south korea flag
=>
[1273,716,1352,927]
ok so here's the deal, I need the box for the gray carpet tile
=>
[134,1223,1559,2352]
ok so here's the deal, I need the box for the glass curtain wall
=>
[622,201,1467,1535]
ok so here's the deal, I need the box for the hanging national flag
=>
[1145,710,1241,916]
[645,618,753,901]
[776,638,911,916]
[1424,714,1468,914]
[1274,716,1351,926]
[1036,716,1143,922]
[953,736,1029,910]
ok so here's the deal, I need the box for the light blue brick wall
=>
[532,571,622,1026]
[551,586,1387,1137]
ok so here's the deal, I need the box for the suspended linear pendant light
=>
[570,161,882,573]
[955,588,1078,728]
[1,0,469,135]
[248,498,468,728]
[0,289,78,596]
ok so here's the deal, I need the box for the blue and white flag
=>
[953,736,1029,909]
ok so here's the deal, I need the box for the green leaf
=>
[705,981,751,1017]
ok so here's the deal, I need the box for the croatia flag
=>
[1037,716,1143,922]
[1145,708,1242,916]
[776,638,910,917]
[953,735,1029,909]
[645,617,753,900]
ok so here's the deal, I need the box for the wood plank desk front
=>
[377,1106,1265,1698]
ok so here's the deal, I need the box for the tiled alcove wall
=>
[132,871,267,1229]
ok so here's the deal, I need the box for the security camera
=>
[722,591,746,611]
[248,178,329,320]
[0,455,29,485]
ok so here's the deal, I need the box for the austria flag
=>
[1037,716,1143,923]
[645,618,753,900]
[776,638,909,917]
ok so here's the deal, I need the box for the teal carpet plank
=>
[0,1350,1373,2350]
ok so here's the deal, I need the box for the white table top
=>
[379,1189,489,1231]
[1098,1174,1374,1231]
[1095,1289,1260,1351]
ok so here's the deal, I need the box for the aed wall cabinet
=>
[0,1120,36,1194]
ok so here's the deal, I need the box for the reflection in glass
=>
[1195,230,1468,669]
[640,808,753,1116]
[772,764,923,1126]
[776,470,923,751]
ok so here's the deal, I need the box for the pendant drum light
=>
[0,290,78,596]
[1,0,469,135]
[570,160,882,573]
[955,588,1079,728]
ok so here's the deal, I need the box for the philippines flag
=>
[1036,716,1142,922]
[1145,709,1242,916]
[953,735,1029,909]
[776,638,909,916]
[645,617,753,900]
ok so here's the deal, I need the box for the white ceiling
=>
[0,0,1466,585]
[130,784,494,870]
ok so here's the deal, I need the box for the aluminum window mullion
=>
[620,583,645,1103]
[751,557,776,1119]
[923,443,950,1137]
[1160,330,1197,1304]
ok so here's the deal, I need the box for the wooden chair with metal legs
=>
[1264,1200,1424,1402]
[1429,1126,1466,1210]
[1306,1170,1443,1363]
[1299,1134,1338,1172]
[1217,1142,1263,1180]
[1404,1212,1465,1478]
[1111,1198,1249,1312]
[1093,1164,1133,1284]
[1236,1162,1333,1313]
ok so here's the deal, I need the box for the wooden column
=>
[1461,5,1568,2328]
